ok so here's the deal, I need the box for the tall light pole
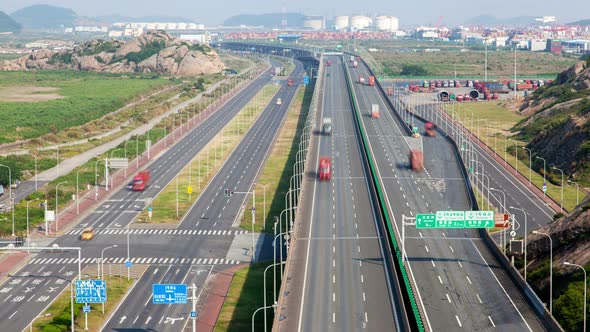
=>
[252,303,278,332]
[552,166,564,213]
[255,183,270,231]
[475,172,490,210]
[229,189,256,261]
[511,206,528,281]
[32,153,38,191]
[94,159,104,201]
[26,198,40,249]
[490,187,508,250]
[100,244,118,313]
[55,181,68,233]
[536,156,547,198]
[522,147,532,186]
[76,170,83,216]
[0,163,14,236]
[127,221,131,280]
[533,231,552,314]
[124,141,133,178]
[568,180,581,206]
[564,262,586,332]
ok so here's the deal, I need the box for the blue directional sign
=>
[303,76,310,85]
[125,260,132,268]
[190,311,197,319]
[83,305,91,313]
[76,280,106,303]
[153,284,187,304]
[148,206,153,212]
[543,182,547,192]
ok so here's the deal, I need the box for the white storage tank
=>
[375,16,399,31]
[350,15,372,30]
[333,16,350,30]
[303,16,324,30]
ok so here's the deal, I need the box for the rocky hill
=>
[514,58,590,178]
[0,30,224,76]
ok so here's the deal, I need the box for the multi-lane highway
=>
[281,55,405,331]
[0,58,307,332]
[349,58,546,330]
[101,60,306,331]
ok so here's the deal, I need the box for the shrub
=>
[400,64,428,76]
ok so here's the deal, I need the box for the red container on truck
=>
[456,95,464,102]
[131,171,150,191]
[318,157,331,180]
[369,76,375,86]
[410,150,424,172]
[356,56,361,61]
[424,122,436,137]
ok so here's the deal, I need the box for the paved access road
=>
[0,59,299,332]
[350,59,546,331]
[281,55,402,332]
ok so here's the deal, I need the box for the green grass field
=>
[0,71,171,144]
[442,101,581,212]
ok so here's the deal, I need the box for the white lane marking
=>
[424,245,429,253]
[476,293,483,304]
[488,316,496,327]
[470,239,532,331]
[466,275,472,284]
[438,275,443,284]
[446,293,452,303]
[458,261,463,268]
[449,245,455,253]
[431,260,436,268]
[455,315,462,327]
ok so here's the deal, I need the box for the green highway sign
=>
[416,210,494,229]
[416,214,436,228]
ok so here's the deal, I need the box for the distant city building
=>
[179,33,213,44]
[74,26,108,33]
[529,39,547,51]
[561,40,590,53]
[303,16,325,30]
[114,22,206,31]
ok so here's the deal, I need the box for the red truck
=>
[130,171,150,191]
[326,60,332,66]
[287,79,293,86]
[409,150,424,172]
[368,76,375,86]
[318,157,331,181]
[424,122,436,137]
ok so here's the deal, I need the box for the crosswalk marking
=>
[28,257,244,266]
[66,228,249,236]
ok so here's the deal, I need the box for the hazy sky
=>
[1,0,589,26]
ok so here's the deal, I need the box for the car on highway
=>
[318,157,331,180]
[80,227,95,241]
[276,98,282,105]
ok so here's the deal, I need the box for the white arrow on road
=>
[119,316,126,324]
[80,223,88,228]
[145,316,152,325]
[114,223,121,227]
[164,317,184,325]
[153,268,159,275]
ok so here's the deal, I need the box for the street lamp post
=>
[511,206,528,281]
[55,181,68,233]
[94,159,104,201]
[533,231,552,314]
[564,262,586,332]
[536,156,547,198]
[26,199,40,249]
[255,183,270,231]
[490,187,508,250]
[552,166,564,213]
[475,172,490,210]
[109,149,122,189]
[100,244,118,313]
[124,141,133,178]
[569,180,581,206]
[76,170,83,215]
[252,303,278,332]
[522,147,532,186]
[0,163,14,236]
[263,261,285,329]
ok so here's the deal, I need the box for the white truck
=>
[371,104,380,118]
[322,118,332,135]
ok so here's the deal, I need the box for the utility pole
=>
[189,283,198,332]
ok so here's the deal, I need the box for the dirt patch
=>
[0,86,63,102]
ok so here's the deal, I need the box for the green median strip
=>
[240,85,311,232]
[32,275,134,331]
[441,101,579,212]
[136,84,280,224]
[214,262,275,332]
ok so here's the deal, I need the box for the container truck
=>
[322,118,332,135]
[318,157,331,180]
[371,104,380,118]
[130,171,150,191]
[288,79,293,86]
[425,122,436,137]
[353,60,358,68]
[350,55,355,62]
[409,150,424,172]
[326,60,332,66]
[368,76,375,86]
[359,76,365,84]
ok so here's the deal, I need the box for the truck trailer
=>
[409,150,424,172]
[130,171,150,191]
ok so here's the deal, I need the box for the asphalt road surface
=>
[349,59,546,331]
[287,55,400,332]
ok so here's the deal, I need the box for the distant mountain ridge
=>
[11,4,77,30]
[0,10,21,33]
[464,15,539,26]
[567,19,590,26]
[224,12,304,28]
